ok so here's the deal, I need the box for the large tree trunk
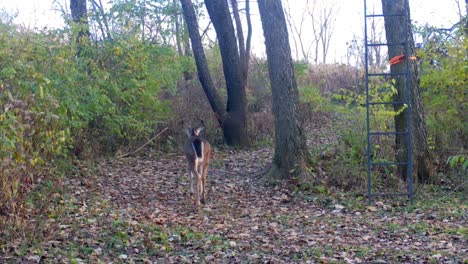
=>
[180,0,225,127]
[204,0,249,146]
[381,0,431,183]
[70,0,90,57]
[257,0,311,181]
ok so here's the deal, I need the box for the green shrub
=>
[299,85,334,112]
[0,18,184,215]
[417,23,467,156]
[324,78,403,190]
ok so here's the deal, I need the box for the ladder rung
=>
[368,73,407,77]
[369,131,408,136]
[368,101,405,105]
[366,14,406,18]
[370,162,408,166]
[367,43,405,47]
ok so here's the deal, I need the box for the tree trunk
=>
[230,0,252,86]
[465,0,468,63]
[89,0,106,40]
[381,0,431,183]
[180,0,225,128]
[98,0,112,40]
[90,0,112,40]
[70,0,90,57]
[231,0,246,80]
[257,0,311,181]
[173,0,184,57]
[204,0,249,146]
[244,0,252,79]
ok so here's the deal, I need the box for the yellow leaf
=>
[39,85,44,98]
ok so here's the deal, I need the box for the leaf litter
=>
[2,119,467,263]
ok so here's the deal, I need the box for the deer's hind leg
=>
[188,164,194,194]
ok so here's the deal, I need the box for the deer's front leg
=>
[196,164,203,204]
[195,171,202,206]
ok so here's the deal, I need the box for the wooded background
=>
[0,0,466,225]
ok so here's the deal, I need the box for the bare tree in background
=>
[89,0,112,40]
[367,7,386,69]
[171,0,193,69]
[464,0,468,41]
[283,0,338,64]
[346,34,364,67]
[309,0,338,64]
[283,0,313,63]
[173,0,184,56]
[346,20,385,69]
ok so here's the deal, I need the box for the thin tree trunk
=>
[173,0,184,56]
[141,0,146,41]
[182,21,194,81]
[231,0,246,78]
[244,0,252,76]
[70,0,90,57]
[230,0,252,86]
[283,0,300,61]
[381,0,431,183]
[180,0,225,127]
[98,0,112,40]
[90,0,111,40]
[204,0,249,146]
[258,0,311,181]
[90,0,106,40]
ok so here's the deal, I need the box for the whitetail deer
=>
[183,120,211,206]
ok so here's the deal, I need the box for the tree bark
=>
[231,0,246,80]
[173,0,184,57]
[230,0,252,86]
[257,0,311,181]
[180,0,225,127]
[381,0,431,183]
[204,0,249,146]
[90,0,112,40]
[244,0,252,79]
[70,0,90,57]
[89,0,106,40]
[465,0,468,61]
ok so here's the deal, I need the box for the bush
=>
[0,18,185,215]
[322,77,404,191]
[417,23,467,158]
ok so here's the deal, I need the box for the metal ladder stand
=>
[364,0,413,204]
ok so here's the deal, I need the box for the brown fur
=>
[183,121,211,206]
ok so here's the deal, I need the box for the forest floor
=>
[2,117,467,263]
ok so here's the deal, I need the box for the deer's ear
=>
[184,128,192,138]
[193,126,204,136]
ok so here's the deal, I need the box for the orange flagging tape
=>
[388,54,417,65]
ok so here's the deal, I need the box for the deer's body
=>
[184,121,211,206]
